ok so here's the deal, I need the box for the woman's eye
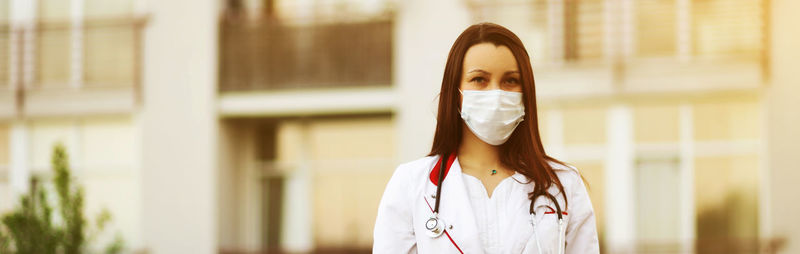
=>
[470,77,487,83]
[505,78,520,84]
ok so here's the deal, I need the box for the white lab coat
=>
[373,155,599,254]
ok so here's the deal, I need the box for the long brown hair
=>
[428,22,569,209]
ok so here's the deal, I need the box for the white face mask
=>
[459,89,525,146]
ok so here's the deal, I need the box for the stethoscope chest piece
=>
[425,215,446,238]
[426,153,451,238]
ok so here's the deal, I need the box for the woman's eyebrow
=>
[466,69,489,75]
[465,69,520,75]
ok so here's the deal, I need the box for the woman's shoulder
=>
[380,155,440,202]
[547,159,580,174]
[547,160,587,194]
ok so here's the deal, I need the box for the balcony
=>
[0,17,146,119]
[219,18,393,92]
[466,0,769,99]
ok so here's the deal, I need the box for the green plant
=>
[0,143,125,254]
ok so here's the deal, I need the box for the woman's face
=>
[459,42,523,93]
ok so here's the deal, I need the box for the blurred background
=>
[0,0,798,253]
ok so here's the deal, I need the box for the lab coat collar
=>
[431,155,531,185]
[429,153,457,186]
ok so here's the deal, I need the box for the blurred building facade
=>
[0,0,146,250]
[0,0,798,253]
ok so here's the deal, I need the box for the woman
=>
[373,23,599,253]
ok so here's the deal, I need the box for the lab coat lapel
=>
[507,173,535,253]
[507,174,557,253]
[434,157,483,252]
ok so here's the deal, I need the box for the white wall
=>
[139,0,219,253]
[394,0,471,162]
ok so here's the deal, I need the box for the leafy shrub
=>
[0,144,124,254]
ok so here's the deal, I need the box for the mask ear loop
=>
[457,89,465,118]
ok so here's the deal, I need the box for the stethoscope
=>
[425,153,566,254]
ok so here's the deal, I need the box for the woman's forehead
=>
[462,43,518,74]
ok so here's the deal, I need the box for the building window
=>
[85,0,136,87]
[694,155,759,252]
[35,0,138,88]
[85,0,133,18]
[37,0,72,87]
[635,0,677,57]
[83,24,136,87]
[691,0,763,58]
[635,157,681,250]
[564,0,604,60]
[0,0,9,88]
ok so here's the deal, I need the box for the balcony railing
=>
[467,0,767,62]
[219,18,393,92]
[465,0,770,96]
[34,18,144,89]
[0,17,146,118]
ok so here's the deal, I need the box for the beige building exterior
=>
[0,0,147,250]
[0,0,798,253]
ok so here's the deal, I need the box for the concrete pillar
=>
[281,121,313,252]
[8,122,28,198]
[140,0,219,253]
[678,104,695,253]
[6,0,35,196]
[764,0,800,253]
[604,104,635,253]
